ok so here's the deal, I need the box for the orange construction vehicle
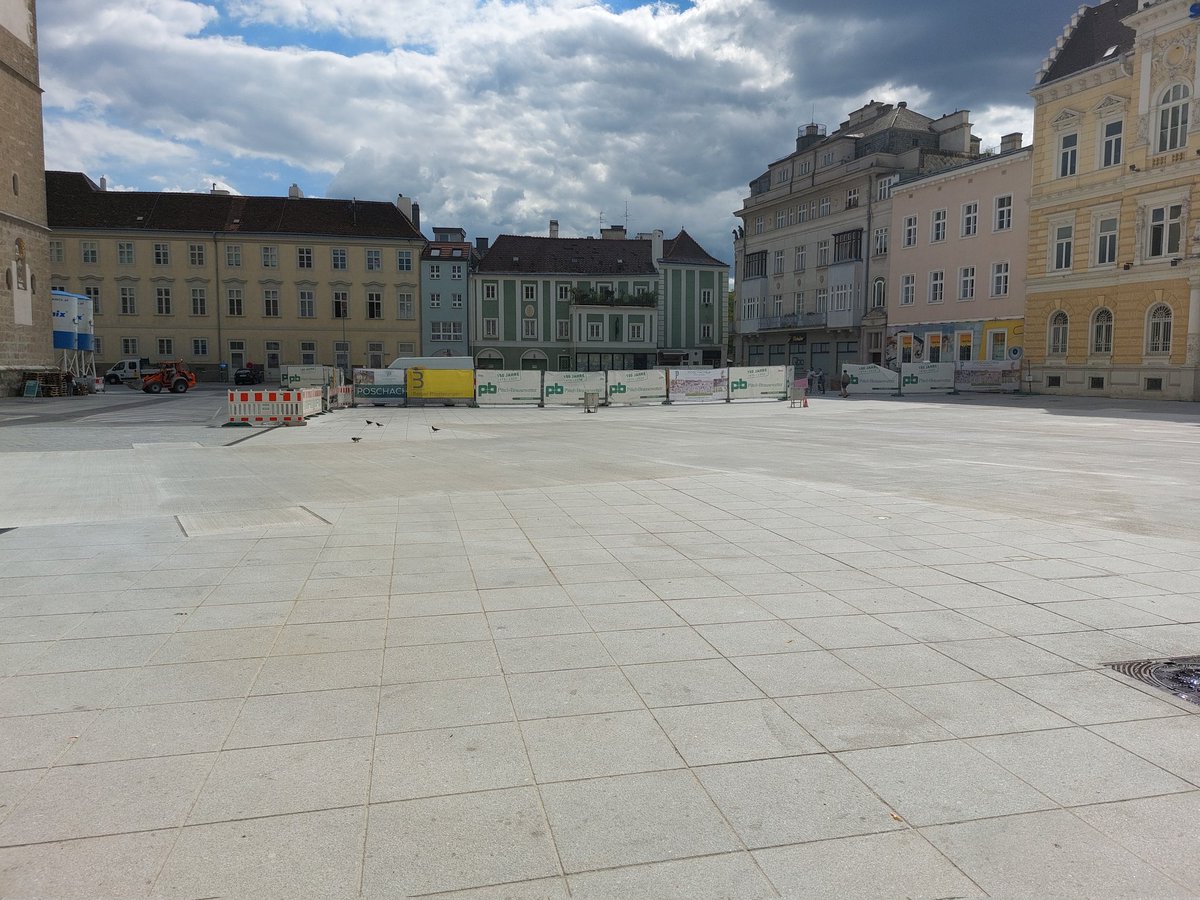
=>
[139,360,198,394]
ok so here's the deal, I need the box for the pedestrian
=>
[817,369,826,394]
[840,369,850,398]
[806,368,816,397]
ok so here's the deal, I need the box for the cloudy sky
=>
[38,0,1083,262]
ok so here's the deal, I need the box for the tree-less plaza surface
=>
[1,390,1198,897]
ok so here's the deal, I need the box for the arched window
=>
[1049,311,1069,355]
[1157,84,1190,153]
[1147,304,1173,354]
[1091,308,1113,354]
[872,277,886,308]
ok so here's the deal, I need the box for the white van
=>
[103,358,150,384]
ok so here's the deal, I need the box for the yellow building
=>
[1028,0,1199,400]
[46,172,426,381]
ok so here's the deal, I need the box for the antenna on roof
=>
[598,209,604,233]
[624,201,630,231]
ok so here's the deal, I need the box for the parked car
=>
[234,367,265,385]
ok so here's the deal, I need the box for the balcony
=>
[571,288,658,308]
[735,311,827,335]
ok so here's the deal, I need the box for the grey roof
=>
[1039,0,1137,86]
[662,229,727,268]
[476,234,658,276]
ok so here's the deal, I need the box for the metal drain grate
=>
[1107,656,1200,707]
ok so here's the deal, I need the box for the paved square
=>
[1,390,1199,897]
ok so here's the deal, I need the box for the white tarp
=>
[901,362,955,393]
[607,370,667,404]
[543,371,606,405]
[955,360,1021,393]
[668,368,729,403]
[843,364,899,394]
[730,365,789,401]
[475,370,543,404]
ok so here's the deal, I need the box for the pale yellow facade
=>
[1028,0,1200,400]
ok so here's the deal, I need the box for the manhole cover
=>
[1107,656,1200,707]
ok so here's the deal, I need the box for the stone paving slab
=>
[1,396,1199,896]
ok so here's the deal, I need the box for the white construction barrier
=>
[730,365,789,401]
[843,364,899,395]
[475,370,543,405]
[227,389,321,425]
[607,370,667,404]
[668,368,729,402]
[955,360,1021,393]
[353,368,407,405]
[543,371,606,405]
[901,362,955,393]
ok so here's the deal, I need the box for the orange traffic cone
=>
[802,396,809,408]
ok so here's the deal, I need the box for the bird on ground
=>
[365,420,374,425]
[351,436,362,443]
[375,422,383,427]
[431,426,441,432]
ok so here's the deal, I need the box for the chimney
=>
[931,110,972,154]
[600,225,627,240]
[395,193,413,221]
[1000,132,1023,153]
[411,202,420,230]
[475,236,489,254]
[287,183,303,199]
[549,219,559,238]
[98,176,107,191]
[652,229,664,266]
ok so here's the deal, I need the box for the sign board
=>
[475,370,542,404]
[729,365,788,400]
[407,368,475,401]
[282,365,337,388]
[543,370,606,405]
[843,364,899,394]
[607,370,667,404]
[955,360,1021,393]
[900,362,955,393]
[668,368,729,402]
[353,368,407,403]
[22,380,39,398]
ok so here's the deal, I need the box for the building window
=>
[484,318,498,338]
[773,250,785,275]
[701,323,713,340]
[49,240,64,263]
[991,261,1010,297]
[1049,311,1069,355]
[430,293,441,308]
[1157,84,1190,153]
[227,288,243,316]
[366,249,381,271]
[191,288,207,316]
[397,250,412,271]
[155,287,172,316]
[117,242,134,265]
[297,247,313,269]
[772,294,784,315]
[1058,132,1078,177]
[331,248,347,270]
[157,338,173,357]
[121,337,138,356]
[263,289,280,317]
[754,216,764,235]
[629,322,644,341]
[261,246,277,268]
[484,283,498,301]
[876,174,897,200]
[995,195,1013,231]
[776,210,786,229]
[959,266,975,300]
[1147,203,1183,258]
[84,285,101,315]
[795,245,806,271]
[587,321,602,340]
[1054,223,1074,270]
[367,291,383,319]
[744,251,767,278]
[701,289,713,305]
[556,284,571,302]
[846,188,859,209]
[871,278,885,308]
[188,243,205,267]
[523,318,538,339]
[1102,120,1123,167]
[225,244,241,267]
[396,342,416,356]
[397,293,414,319]
[300,341,317,365]
[961,202,978,237]
[81,241,98,264]
[333,291,349,319]
[957,333,973,361]
[431,322,463,342]
[819,197,831,216]
[192,338,208,357]
[298,289,314,318]
[931,209,947,243]
[429,264,441,280]
[1096,216,1118,265]
[557,319,570,339]
[873,227,888,256]
[120,286,136,315]
[523,283,537,301]
[1147,304,1173,354]
[1092,308,1113,354]
[821,151,834,166]
[900,274,915,306]
[817,240,829,266]
[988,330,1007,361]
[903,215,917,247]
[833,230,862,263]
[928,271,944,304]
[451,264,463,279]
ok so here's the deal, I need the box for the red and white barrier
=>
[227,388,322,425]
